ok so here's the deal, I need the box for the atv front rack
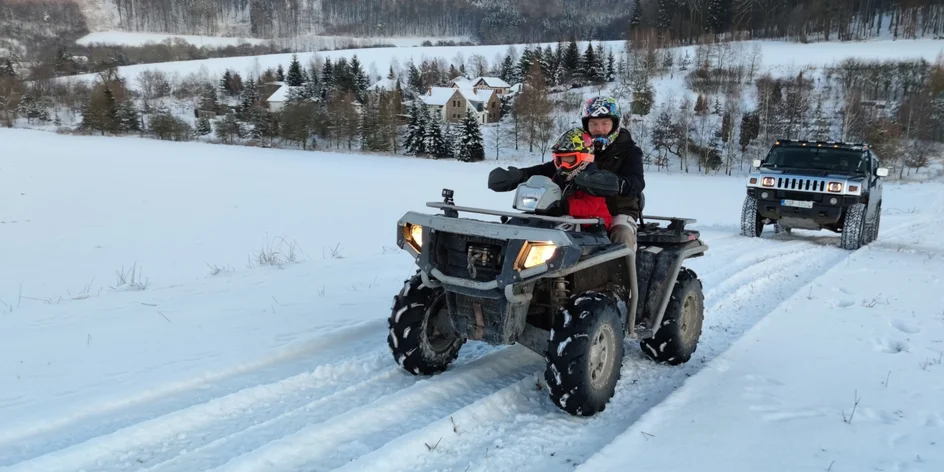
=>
[426,202,606,226]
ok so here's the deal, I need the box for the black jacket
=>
[518,128,645,220]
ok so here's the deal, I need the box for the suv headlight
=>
[516,242,557,270]
[761,177,776,187]
[827,182,843,192]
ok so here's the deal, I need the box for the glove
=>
[542,198,569,217]
[488,166,525,192]
[573,168,624,197]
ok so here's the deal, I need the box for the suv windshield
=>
[762,147,867,174]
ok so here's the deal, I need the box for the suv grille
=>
[776,177,827,192]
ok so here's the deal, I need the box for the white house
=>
[264,82,293,113]
[420,85,500,124]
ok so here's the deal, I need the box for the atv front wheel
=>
[545,292,624,416]
[388,273,464,375]
[840,203,868,250]
[740,196,763,237]
[640,268,705,365]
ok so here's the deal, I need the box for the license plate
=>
[782,199,813,208]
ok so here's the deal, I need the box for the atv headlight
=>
[516,242,557,270]
[403,223,423,251]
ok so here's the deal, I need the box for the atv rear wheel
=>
[640,268,704,365]
[740,196,763,237]
[544,292,624,416]
[388,273,464,375]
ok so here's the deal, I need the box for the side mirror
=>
[876,167,889,177]
[752,159,762,168]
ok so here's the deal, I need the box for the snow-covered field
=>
[76,32,270,47]
[1,127,942,471]
[75,31,472,50]
[59,38,944,92]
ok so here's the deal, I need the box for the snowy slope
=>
[74,31,468,49]
[58,38,944,92]
[76,32,269,47]
[1,128,943,471]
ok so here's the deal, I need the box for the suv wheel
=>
[864,202,882,243]
[840,203,868,250]
[740,196,763,237]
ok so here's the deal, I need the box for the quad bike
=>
[387,175,708,416]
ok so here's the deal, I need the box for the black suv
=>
[740,139,888,250]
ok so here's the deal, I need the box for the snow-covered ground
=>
[75,31,472,50]
[58,38,944,93]
[1,127,942,471]
[76,32,269,47]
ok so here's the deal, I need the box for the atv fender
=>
[634,240,707,337]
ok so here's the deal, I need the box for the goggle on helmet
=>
[551,128,594,171]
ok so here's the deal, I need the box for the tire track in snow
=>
[2,339,502,472]
[0,319,396,467]
[199,346,544,472]
[1,347,393,472]
[332,240,852,472]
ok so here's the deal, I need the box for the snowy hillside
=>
[61,38,944,92]
[1,127,942,471]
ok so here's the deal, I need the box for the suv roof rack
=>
[772,139,869,151]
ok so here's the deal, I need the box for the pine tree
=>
[694,94,709,114]
[117,100,140,132]
[240,78,258,111]
[321,58,335,96]
[17,94,42,123]
[679,51,692,71]
[286,54,306,86]
[563,39,581,80]
[423,118,449,158]
[276,64,285,82]
[456,110,485,162]
[196,115,212,136]
[500,54,515,83]
[407,61,423,93]
[387,65,396,80]
[629,2,642,30]
[404,100,428,155]
[349,55,370,98]
[280,97,318,150]
[215,113,244,144]
[606,50,616,82]
[220,70,232,95]
[81,83,120,135]
[739,111,760,151]
[246,107,279,145]
[199,84,219,113]
[582,43,599,82]
[517,48,535,84]
[540,46,554,85]
[0,59,15,78]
